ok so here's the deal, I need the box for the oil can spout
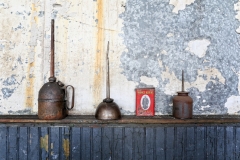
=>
[182,70,184,92]
[106,41,110,99]
[49,19,56,82]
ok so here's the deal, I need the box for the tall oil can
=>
[38,19,74,120]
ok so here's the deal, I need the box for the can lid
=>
[135,85,155,90]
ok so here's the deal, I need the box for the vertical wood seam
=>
[164,127,166,160]
[59,127,62,160]
[17,127,19,160]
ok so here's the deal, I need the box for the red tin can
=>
[135,88,155,116]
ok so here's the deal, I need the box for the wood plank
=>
[195,127,205,160]
[113,127,123,160]
[123,128,133,160]
[225,126,235,160]
[175,127,185,159]
[8,127,18,160]
[102,127,113,160]
[49,127,60,160]
[19,127,28,160]
[81,127,91,160]
[133,127,144,160]
[145,127,154,160]
[185,127,195,159]
[236,127,240,159]
[155,127,165,159]
[0,127,7,160]
[165,127,174,160]
[92,127,101,160]
[60,127,70,160]
[71,127,81,160]
[216,127,224,160]
[40,127,49,160]
[28,127,39,160]
[206,127,215,160]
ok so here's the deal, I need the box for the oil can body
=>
[173,92,193,119]
[38,82,67,120]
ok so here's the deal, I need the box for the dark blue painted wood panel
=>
[155,127,165,159]
[216,127,224,160]
[0,127,7,160]
[165,127,174,160]
[40,127,49,160]
[0,125,240,159]
[186,127,195,160]
[19,127,28,160]
[123,127,133,160]
[50,127,60,160]
[175,127,184,159]
[196,127,205,160]
[145,127,154,160]
[225,127,235,160]
[71,127,81,160]
[133,127,144,160]
[8,127,18,160]
[113,127,123,160]
[92,127,101,160]
[81,127,91,160]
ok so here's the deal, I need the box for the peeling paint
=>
[225,96,240,114]
[169,0,195,14]
[161,67,225,94]
[62,139,70,158]
[1,88,15,99]
[140,76,158,87]
[186,39,211,58]
[40,134,48,152]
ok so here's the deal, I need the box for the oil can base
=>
[95,101,121,120]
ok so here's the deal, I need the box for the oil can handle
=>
[65,85,74,110]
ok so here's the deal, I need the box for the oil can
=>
[172,70,193,119]
[135,88,155,116]
[38,19,74,120]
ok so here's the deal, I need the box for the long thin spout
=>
[50,19,55,78]
[182,70,184,92]
[106,41,110,98]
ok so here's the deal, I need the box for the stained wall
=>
[0,0,240,115]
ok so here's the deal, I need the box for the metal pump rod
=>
[106,41,110,99]
[182,70,184,92]
[50,19,55,78]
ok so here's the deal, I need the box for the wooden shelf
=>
[0,115,239,125]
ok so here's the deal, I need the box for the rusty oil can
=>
[135,87,155,116]
[38,19,74,120]
[172,70,193,119]
[95,42,121,120]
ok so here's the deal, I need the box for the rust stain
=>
[25,62,35,108]
[62,139,70,159]
[93,0,105,107]
[25,2,39,108]
[31,3,38,23]
[40,134,49,152]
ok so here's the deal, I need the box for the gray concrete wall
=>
[1,0,240,115]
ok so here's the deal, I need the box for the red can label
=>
[136,88,155,116]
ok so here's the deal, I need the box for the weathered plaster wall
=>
[0,0,240,115]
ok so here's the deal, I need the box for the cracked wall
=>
[0,0,240,115]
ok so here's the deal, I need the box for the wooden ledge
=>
[0,115,239,125]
